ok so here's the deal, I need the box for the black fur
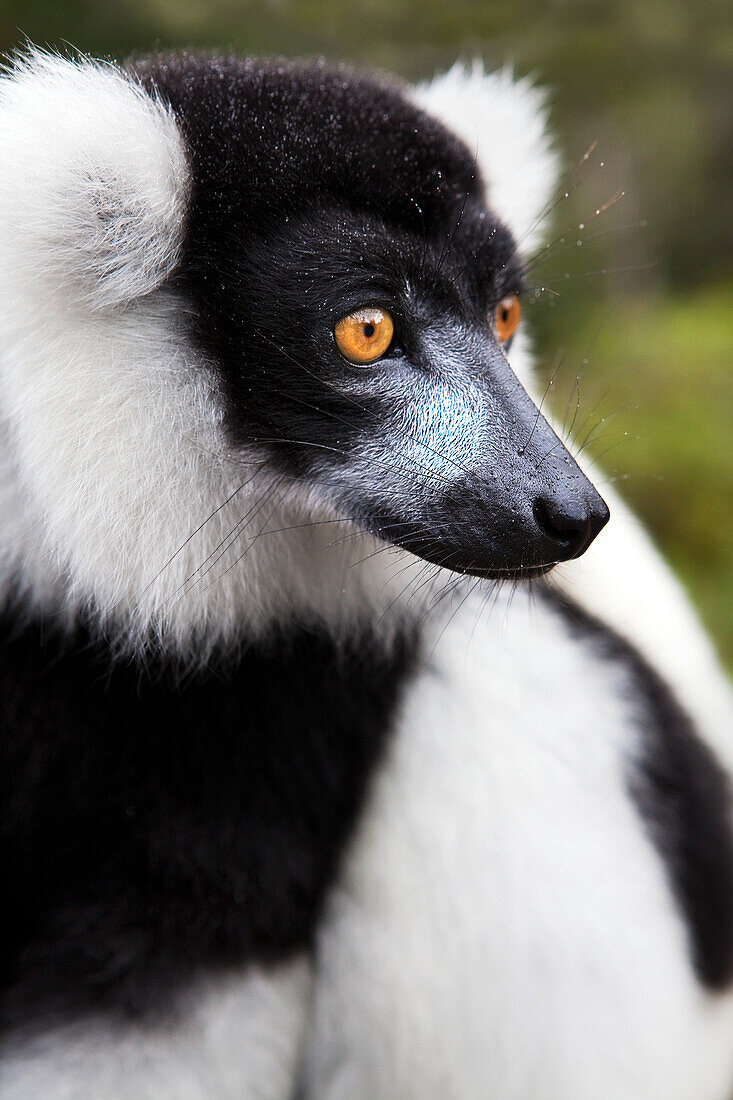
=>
[541,585,733,991]
[0,54,609,1042]
[2,56,691,1055]
[1,612,416,1031]
[133,55,520,465]
[130,55,607,579]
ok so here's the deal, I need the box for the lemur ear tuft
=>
[0,51,189,310]
[411,62,560,255]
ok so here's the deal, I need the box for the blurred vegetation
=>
[0,0,730,665]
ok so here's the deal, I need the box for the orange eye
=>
[494,295,521,342]
[334,307,394,364]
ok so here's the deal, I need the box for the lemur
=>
[1,50,732,1100]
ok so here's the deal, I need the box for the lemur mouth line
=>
[376,537,559,582]
[442,561,557,582]
[367,523,560,583]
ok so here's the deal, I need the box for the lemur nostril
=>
[532,494,608,559]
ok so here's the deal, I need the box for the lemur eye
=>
[495,295,521,342]
[334,307,394,364]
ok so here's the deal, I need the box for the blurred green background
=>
[1,0,730,665]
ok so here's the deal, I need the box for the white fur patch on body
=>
[300,584,733,1100]
[1,958,312,1100]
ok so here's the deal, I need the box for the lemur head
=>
[0,52,608,659]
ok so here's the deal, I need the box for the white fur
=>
[2,958,311,1100]
[0,56,440,658]
[2,53,733,1100]
[553,483,733,765]
[301,585,733,1099]
[0,51,187,310]
[411,62,560,254]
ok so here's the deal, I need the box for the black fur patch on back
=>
[541,585,733,991]
[1,614,416,1031]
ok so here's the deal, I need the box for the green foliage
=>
[536,282,733,669]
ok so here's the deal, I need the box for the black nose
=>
[533,491,610,560]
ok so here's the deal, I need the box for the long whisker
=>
[428,574,483,660]
[519,353,564,456]
[179,476,287,592]
[448,224,498,287]
[435,181,472,278]
[138,462,267,599]
[542,262,655,282]
[525,219,647,273]
[514,140,599,254]
[251,434,455,490]
[168,477,288,611]
[170,475,287,606]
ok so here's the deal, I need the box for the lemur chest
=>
[4,589,733,1099]
[301,585,733,1100]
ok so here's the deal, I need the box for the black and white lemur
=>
[1,50,732,1099]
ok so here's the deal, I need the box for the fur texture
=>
[411,61,560,254]
[1,613,416,1028]
[2,50,733,1100]
[0,52,595,661]
[302,584,733,1100]
[3,960,311,1100]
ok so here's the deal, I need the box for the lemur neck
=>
[0,284,456,667]
[0,422,435,668]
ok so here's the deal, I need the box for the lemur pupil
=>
[363,323,375,338]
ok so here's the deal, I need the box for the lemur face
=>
[146,58,608,579]
[0,54,610,652]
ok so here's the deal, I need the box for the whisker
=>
[170,478,289,610]
[175,473,285,596]
[428,574,483,660]
[524,183,628,275]
[139,462,266,598]
[525,219,647,272]
[514,140,599,253]
[534,441,564,471]
[520,353,564,456]
[542,262,655,281]
[435,179,472,278]
[252,433,456,490]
